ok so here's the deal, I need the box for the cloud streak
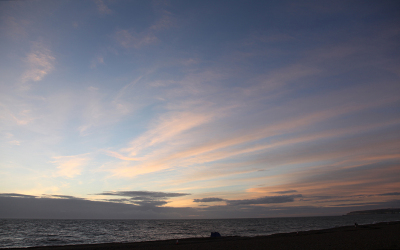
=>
[116,29,158,48]
[94,0,112,15]
[193,197,225,203]
[52,154,90,178]
[21,43,55,83]
[226,195,303,206]
[96,191,190,198]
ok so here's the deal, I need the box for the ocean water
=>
[1,214,400,248]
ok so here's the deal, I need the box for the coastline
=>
[4,221,400,250]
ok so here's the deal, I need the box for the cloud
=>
[2,14,30,40]
[150,10,174,31]
[51,154,90,178]
[116,29,158,48]
[75,85,139,136]
[134,200,168,207]
[94,0,113,14]
[96,191,190,207]
[379,192,400,196]
[2,107,35,126]
[193,197,225,203]
[4,132,14,139]
[21,43,55,83]
[192,194,303,206]
[246,159,400,208]
[226,195,303,206]
[8,140,20,146]
[97,190,190,198]
[115,7,174,49]
[0,193,37,198]
[1,192,400,219]
[273,190,298,194]
[104,150,141,161]
[104,73,399,181]
[122,111,213,157]
[42,194,83,200]
[90,56,104,69]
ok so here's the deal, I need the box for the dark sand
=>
[6,221,400,250]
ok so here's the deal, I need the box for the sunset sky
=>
[1,0,399,219]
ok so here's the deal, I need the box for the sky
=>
[0,0,400,219]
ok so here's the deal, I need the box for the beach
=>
[6,221,400,250]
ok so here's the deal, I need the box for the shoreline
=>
[4,221,400,250]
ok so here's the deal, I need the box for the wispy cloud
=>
[52,154,90,178]
[0,103,35,126]
[102,65,400,181]
[116,29,158,48]
[77,85,139,136]
[96,190,189,198]
[2,16,30,40]
[21,43,55,83]
[90,56,104,69]
[104,151,141,161]
[41,194,83,200]
[122,111,214,157]
[94,0,113,15]
[115,5,174,49]
[150,10,174,31]
[3,132,20,145]
[8,140,20,146]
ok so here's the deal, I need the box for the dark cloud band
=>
[227,194,303,206]
[193,197,225,203]
[96,191,190,198]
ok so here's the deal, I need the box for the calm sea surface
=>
[1,214,400,248]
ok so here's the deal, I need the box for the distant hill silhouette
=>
[346,208,400,215]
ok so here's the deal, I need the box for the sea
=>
[1,214,400,249]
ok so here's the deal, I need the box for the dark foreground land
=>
[7,221,400,250]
